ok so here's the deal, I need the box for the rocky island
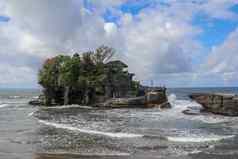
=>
[190,93,238,116]
[31,46,170,108]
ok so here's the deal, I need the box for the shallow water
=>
[1,88,238,159]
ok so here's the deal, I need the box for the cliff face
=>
[145,88,169,108]
[190,93,238,116]
[97,88,170,109]
[30,87,170,109]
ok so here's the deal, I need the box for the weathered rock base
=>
[190,93,238,116]
[97,89,171,109]
[29,88,170,109]
[29,95,45,106]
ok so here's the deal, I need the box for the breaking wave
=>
[0,104,9,108]
[28,111,36,117]
[40,152,131,157]
[166,94,238,124]
[168,93,177,105]
[167,135,235,143]
[38,120,144,138]
[41,105,94,110]
[8,96,22,99]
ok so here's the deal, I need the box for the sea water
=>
[1,88,238,159]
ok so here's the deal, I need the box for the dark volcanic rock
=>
[32,88,171,109]
[189,93,238,116]
[97,89,170,109]
[29,100,43,106]
[29,95,45,106]
[145,89,170,108]
[97,96,146,108]
[182,109,200,116]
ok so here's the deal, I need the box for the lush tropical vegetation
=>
[38,46,140,106]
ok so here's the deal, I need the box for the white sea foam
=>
[168,94,177,105]
[9,96,21,99]
[28,111,35,117]
[165,97,236,124]
[42,152,131,157]
[0,104,9,108]
[38,120,144,138]
[167,135,235,143]
[138,97,238,126]
[189,150,203,154]
[41,105,93,110]
[190,115,233,124]
[174,99,238,124]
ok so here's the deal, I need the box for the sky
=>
[0,0,238,88]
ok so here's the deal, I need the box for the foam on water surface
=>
[0,103,10,108]
[41,105,94,110]
[40,152,131,157]
[38,120,144,138]
[28,111,36,117]
[166,94,238,125]
[0,104,9,108]
[167,134,235,143]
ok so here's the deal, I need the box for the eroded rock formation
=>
[97,88,170,109]
[189,93,238,116]
[30,87,170,109]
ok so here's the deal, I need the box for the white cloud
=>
[200,0,237,20]
[200,28,238,86]
[205,28,238,73]
[104,22,118,36]
[159,0,237,20]
[0,63,37,87]
[0,0,238,87]
[118,6,203,81]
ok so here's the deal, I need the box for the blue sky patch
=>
[230,4,238,13]
[0,16,10,22]
[193,14,238,48]
[103,9,121,23]
[120,0,157,15]
[103,0,158,24]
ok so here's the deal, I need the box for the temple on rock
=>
[30,46,169,108]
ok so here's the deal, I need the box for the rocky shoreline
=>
[29,88,171,109]
[30,90,238,116]
[190,93,238,116]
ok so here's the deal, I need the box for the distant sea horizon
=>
[1,86,238,90]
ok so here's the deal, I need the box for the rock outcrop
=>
[189,93,238,116]
[30,88,170,109]
[97,96,146,108]
[29,95,45,106]
[145,89,169,108]
[97,88,171,109]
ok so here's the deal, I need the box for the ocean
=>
[1,88,238,159]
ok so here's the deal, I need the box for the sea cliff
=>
[30,46,170,108]
[190,93,238,116]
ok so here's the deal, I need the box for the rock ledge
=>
[189,93,238,116]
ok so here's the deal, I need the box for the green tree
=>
[38,55,69,105]
[92,45,115,65]
[38,46,139,106]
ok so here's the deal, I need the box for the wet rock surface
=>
[190,93,238,116]
[31,88,171,109]
[97,89,170,109]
